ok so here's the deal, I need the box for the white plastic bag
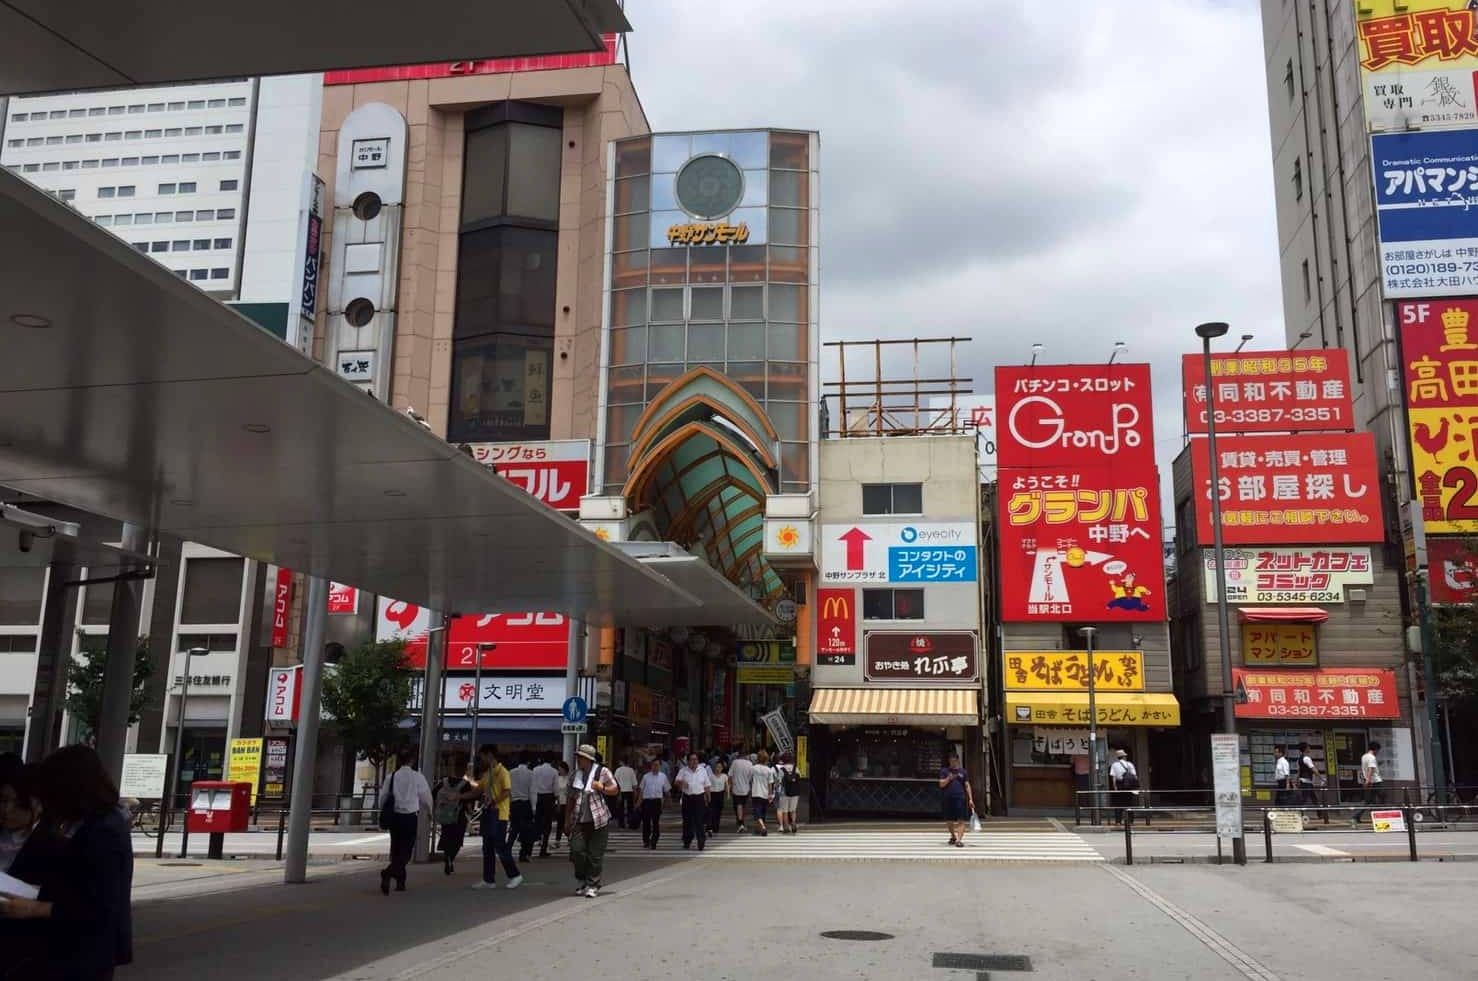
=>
[969,812,982,833]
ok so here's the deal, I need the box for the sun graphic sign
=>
[776,525,800,549]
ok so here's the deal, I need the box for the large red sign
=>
[1398,299,1478,534]
[1189,433,1384,545]
[468,439,589,511]
[1000,465,1165,622]
[327,582,358,614]
[270,568,292,648]
[1233,667,1400,720]
[1428,538,1478,603]
[376,599,569,670]
[323,36,618,85]
[816,588,857,666]
[1182,349,1353,434]
[996,364,1155,469]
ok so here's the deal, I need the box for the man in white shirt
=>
[531,755,559,858]
[613,759,639,831]
[728,748,754,832]
[676,752,713,851]
[1357,741,1384,823]
[1274,745,1292,806]
[378,749,433,895]
[509,755,536,861]
[637,758,671,849]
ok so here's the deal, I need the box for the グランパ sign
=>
[1189,433,1384,545]
[1001,650,1145,691]
[1182,350,1353,434]
[864,632,978,683]
[1203,547,1373,604]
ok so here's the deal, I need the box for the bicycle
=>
[1414,788,1476,825]
[126,798,174,838]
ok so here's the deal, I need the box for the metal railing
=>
[1076,785,1478,828]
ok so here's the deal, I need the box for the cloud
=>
[625,0,1284,488]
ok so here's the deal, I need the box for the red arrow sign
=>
[838,527,871,570]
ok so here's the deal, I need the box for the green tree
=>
[320,639,414,779]
[65,634,153,744]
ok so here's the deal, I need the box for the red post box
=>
[186,781,252,834]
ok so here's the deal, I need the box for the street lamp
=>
[1196,320,1246,865]
[1079,626,1102,824]
[169,646,208,859]
[1030,343,1043,366]
[1108,341,1126,365]
[1235,334,1254,353]
[471,642,496,756]
[1290,329,1314,350]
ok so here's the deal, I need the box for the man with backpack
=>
[1108,748,1139,825]
[433,771,472,875]
[775,752,801,834]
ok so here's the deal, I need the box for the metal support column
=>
[564,617,584,768]
[414,613,445,864]
[1416,573,1448,797]
[25,562,77,762]
[284,576,329,884]
[1080,626,1101,825]
[96,522,149,780]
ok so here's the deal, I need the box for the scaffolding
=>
[822,337,976,437]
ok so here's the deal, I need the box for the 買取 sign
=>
[1371,128,1478,298]
[819,522,978,584]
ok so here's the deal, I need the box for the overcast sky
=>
[626,0,1284,486]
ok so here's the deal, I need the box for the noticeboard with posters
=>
[1356,1,1478,131]
[1189,433,1384,545]
[1399,299,1478,532]
[995,363,1163,623]
[1181,349,1353,434]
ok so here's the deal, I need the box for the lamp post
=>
[1197,320,1246,865]
[1079,626,1101,824]
[471,642,495,756]
[171,646,208,859]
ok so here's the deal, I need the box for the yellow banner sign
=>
[666,221,749,246]
[226,737,263,805]
[1242,623,1317,666]
[1002,650,1145,692]
[1005,692,1180,727]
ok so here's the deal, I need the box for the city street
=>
[118,842,1478,980]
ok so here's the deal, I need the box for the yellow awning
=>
[810,688,978,726]
[1005,692,1180,727]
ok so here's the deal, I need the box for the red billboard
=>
[1398,299,1478,534]
[1000,465,1165,621]
[468,439,590,512]
[327,582,358,614]
[1182,349,1353,434]
[816,588,857,666]
[377,599,569,671]
[1189,433,1384,545]
[270,568,292,648]
[995,364,1155,469]
[323,36,618,85]
[1233,667,1400,720]
[1428,538,1478,604]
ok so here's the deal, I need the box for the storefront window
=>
[1011,729,1071,767]
[828,728,948,780]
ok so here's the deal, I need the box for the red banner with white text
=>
[376,599,569,670]
[1182,349,1353,434]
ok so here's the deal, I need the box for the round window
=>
[352,191,382,222]
[344,297,376,327]
[674,154,744,220]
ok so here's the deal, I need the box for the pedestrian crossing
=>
[587,827,1104,863]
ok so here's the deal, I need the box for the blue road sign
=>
[562,696,588,724]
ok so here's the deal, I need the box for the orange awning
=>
[1237,607,1329,623]
[809,688,978,726]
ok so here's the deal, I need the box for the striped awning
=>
[809,688,979,726]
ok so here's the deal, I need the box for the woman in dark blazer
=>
[0,745,133,980]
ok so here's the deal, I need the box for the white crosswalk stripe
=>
[594,829,1104,863]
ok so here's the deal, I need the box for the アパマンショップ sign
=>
[864,632,978,682]
[1189,433,1384,545]
[996,364,1154,469]
[1182,350,1353,434]
[1233,668,1400,719]
[1203,547,1373,604]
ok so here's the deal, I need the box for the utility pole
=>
[1079,626,1101,825]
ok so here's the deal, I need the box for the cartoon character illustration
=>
[1106,571,1152,612]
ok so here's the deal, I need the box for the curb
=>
[1116,852,1478,864]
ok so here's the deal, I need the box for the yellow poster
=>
[1001,651,1145,691]
[226,738,263,804]
[795,736,809,779]
[1357,2,1478,129]
[1242,624,1317,666]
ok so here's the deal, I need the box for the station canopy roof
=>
[0,170,780,628]
[0,0,629,96]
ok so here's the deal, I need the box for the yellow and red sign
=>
[1233,668,1399,720]
[815,588,856,666]
[1357,2,1478,129]
[666,221,750,246]
[1400,299,1478,533]
[1001,650,1146,691]
[1241,623,1317,667]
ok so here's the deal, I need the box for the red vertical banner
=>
[270,568,292,648]
[816,588,857,665]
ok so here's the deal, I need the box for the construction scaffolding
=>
[822,337,976,438]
